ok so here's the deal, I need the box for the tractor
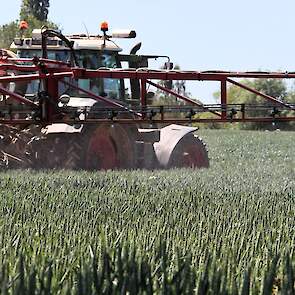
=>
[0,22,209,170]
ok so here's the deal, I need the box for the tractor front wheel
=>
[168,134,209,168]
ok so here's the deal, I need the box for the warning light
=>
[19,20,29,30]
[100,21,109,32]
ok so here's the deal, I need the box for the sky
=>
[2,0,295,103]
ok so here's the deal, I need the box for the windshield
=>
[19,49,70,62]
[18,49,122,100]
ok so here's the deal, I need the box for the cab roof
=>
[10,28,138,52]
[11,35,123,52]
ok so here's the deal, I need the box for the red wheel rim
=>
[85,125,136,170]
[86,128,118,169]
[181,145,204,168]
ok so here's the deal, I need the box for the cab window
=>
[17,49,122,100]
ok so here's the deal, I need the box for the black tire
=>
[28,134,84,170]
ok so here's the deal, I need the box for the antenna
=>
[82,22,90,38]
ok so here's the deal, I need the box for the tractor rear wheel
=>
[85,124,137,170]
[28,134,83,169]
[28,124,138,170]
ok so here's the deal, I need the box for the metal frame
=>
[0,57,294,126]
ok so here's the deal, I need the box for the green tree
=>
[213,78,294,130]
[0,0,57,49]
[154,65,195,106]
[20,0,50,22]
[152,65,200,121]
[0,21,19,48]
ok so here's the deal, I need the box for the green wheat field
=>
[0,129,294,294]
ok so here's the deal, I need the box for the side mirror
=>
[164,62,173,70]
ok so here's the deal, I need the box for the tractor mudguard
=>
[153,124,197,167]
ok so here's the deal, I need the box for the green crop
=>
[0,129,293,294]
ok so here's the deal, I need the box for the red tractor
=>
[0,22,294,170]
[0,23,210,169]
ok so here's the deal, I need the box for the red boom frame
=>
[0,57,294,126]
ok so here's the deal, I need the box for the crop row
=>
[0,129,293,293]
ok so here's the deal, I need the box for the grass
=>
[0,129,294,294]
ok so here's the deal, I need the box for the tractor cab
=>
[10,23,166,104]
[10,26,132,101]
